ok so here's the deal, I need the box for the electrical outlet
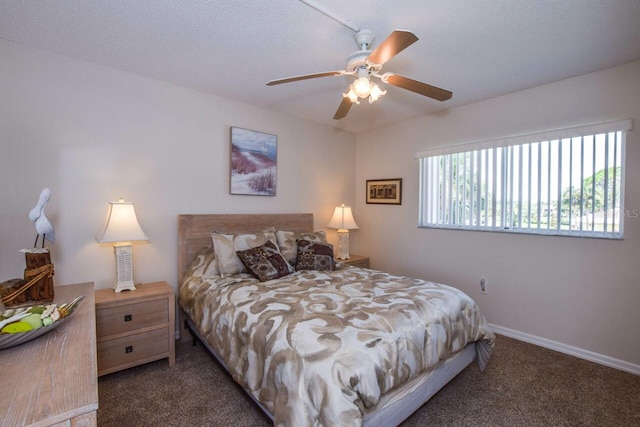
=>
[480,278,487,294]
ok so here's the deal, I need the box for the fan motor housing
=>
[346,50,371,72]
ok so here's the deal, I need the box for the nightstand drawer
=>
[97,328,169,373]
[96,298,168,338]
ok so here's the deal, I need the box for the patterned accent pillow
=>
[184,246,218,279]
[212,229,279,277]
[236,241,294,282]
[295,239,336,271]
[276,230,328,265]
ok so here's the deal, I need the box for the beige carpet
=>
[97,335,640,426]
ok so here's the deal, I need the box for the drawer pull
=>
[125,345,133,353]
[124,314,132,322]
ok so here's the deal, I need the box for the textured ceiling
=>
[1,0,640,134]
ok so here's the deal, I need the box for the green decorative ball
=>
[1,321,33,334]
[22,313,44,329]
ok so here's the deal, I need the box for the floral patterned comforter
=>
[179,265,495,426]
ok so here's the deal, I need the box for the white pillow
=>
[275,230,327,265]
[212,229,279,277]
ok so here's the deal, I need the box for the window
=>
[417,120,632,238]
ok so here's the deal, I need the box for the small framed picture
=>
[366,178,402,205]
[230,127,277,196]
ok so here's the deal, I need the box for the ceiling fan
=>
[266,28,453,120]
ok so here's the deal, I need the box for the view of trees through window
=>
[420,130,625,237]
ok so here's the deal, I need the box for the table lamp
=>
[327,204,359,259]
[96,198,148,293]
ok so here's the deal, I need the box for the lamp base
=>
[114,281,136,293]
[113,242,137,293]
[335,229,351,259]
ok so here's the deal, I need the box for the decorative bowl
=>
[0,296,84,350]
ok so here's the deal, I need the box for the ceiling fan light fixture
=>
[267,29,452,121]
[345,78,385,105]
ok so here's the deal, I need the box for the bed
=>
[178,213,495,426]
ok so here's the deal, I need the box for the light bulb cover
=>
[368,83,387,103]
[344,87,360,104]
[352,77,372,98]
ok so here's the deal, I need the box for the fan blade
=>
[384,73,452,101]
[367,30,418,66]
[267,71,344,86]
[333,97,353,120]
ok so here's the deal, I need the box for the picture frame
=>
[366,178,402,205]
[230,127,277,196]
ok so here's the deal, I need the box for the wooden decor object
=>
[0,250,55,307]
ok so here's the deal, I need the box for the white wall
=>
[3,37,639,372]
[355,61,640,369]
[0,39,356,291]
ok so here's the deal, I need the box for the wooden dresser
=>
[0,282,98,427]
[95,281,175,376]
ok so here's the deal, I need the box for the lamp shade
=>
[96,199,148,243]
[327,204,359,230]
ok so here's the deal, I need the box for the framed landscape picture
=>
[230,127,277,196]
[366,178,402,205]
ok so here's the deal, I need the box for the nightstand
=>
[95,281,175,376]
[340,254,370,269]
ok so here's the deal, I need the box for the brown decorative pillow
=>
[295,239,336,271]
[236,241,294,282]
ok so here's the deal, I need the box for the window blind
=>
[417,119,632,238]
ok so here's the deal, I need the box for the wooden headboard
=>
[177,213,313,283]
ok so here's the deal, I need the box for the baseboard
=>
[489,323,640,376]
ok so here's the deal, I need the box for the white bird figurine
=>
[29,188,55,248]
